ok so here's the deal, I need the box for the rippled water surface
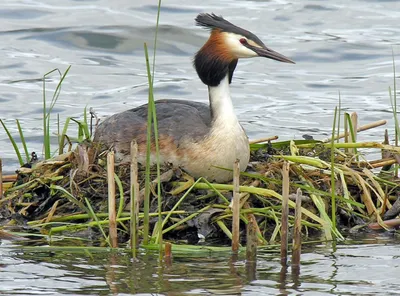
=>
[1,1,400,295]
[1,0,399,171]
[1,235,400,295]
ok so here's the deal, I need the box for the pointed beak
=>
[250,45,295,64]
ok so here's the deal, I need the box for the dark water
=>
[1,235,400,295]
[0,1,400,294]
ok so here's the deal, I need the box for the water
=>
[1,0,399,172]
[1,235,400,295]
[0,1,400,294]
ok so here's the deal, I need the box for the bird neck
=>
[194,31,238,87]
[208,75,237,124]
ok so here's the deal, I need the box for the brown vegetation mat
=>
[1,138,400,245]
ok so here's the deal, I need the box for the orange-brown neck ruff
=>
[194,30,238,87]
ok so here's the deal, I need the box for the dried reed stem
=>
[360,158,397,169]
[242,180,264,245]
[107,151,118,248]
[344,112,349,151]
[323,119,386,142]
[281,162,290,266]
[130,141,139,257]
[165,242,172,258]
[0,158,2,198]
[232,159,241,253]
[350,112,358,154]
[291,188,302,269]
[246,215,258,260]
[369,218,400,230]
[249,135,279,144]
[245,215,258,281]
[1,174,17,182]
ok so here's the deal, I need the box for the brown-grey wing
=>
[93,100,212,148]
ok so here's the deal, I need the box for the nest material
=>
[2,139,400,245]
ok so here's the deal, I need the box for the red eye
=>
[239,38,247,44]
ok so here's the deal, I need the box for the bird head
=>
[194,13,294,86]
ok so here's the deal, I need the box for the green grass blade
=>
[143,43,152,245]
[161,177,204,229]
[84,197,110,247]
[336,92,341,143]
[82,105,90,139]
[153,0,163,249]
[58,117,71,154]
[162,205,211,235]
[43,66,71,159]
[144,44,162,243]
[50,184,88,211]
[15,119,29,163]
[0,119,24,166]
[114,173,125,218]
[392,49,397,145]
[250,139,321,151]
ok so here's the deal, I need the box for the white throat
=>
[208,75,238,125]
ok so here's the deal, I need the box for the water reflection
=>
[1,236,400,295]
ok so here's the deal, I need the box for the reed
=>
[291,188,302,268]
[142,45,152,246]
[164,242,172,262]
[280,162,290,266]
[231,159,241,253]
[0,119,25,166]
[142,0,163,247]
[322,120,387,143]
[152,0,163,249]
[84,197,109,247]
[330,107,338,234]
[107,151,118,248]
[16,119,30,163]
[389,52,399,177]
[336,91,341,143]
[130,141,139,257]
[0,158,2,197]
[43,66,71,159]
[246,215,258,261]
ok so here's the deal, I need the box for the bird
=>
[93,13,294,182]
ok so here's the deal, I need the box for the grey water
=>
[0,0,400,295]
[1,235,400,295]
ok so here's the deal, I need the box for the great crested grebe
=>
[93,13,294,182]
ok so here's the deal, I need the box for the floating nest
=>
[2,129,400,246]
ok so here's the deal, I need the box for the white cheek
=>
[233,45,258,58]
[224,34,258,58]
